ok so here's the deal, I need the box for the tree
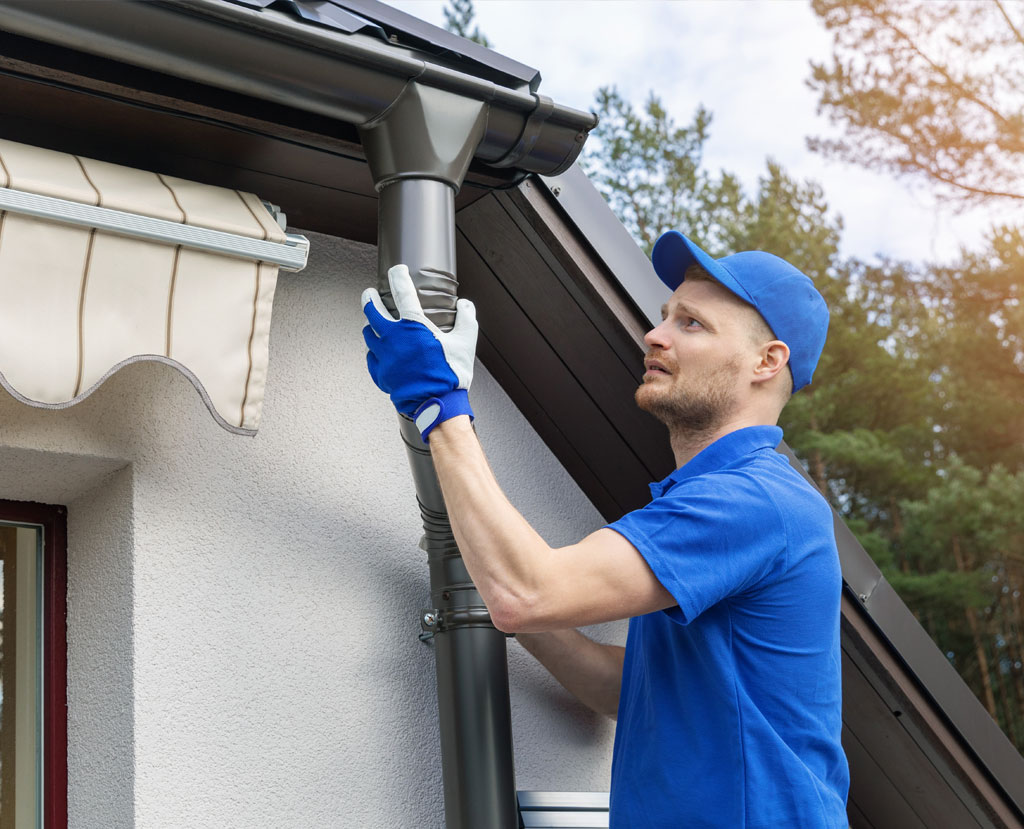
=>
[808,0,1024,206]
[442,0,492,48]
[580,87,712,255]
[898,461,1024,744]
[917,228,1024,470]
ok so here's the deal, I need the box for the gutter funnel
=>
[359,84,518,829]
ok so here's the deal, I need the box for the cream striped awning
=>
[0,139,307,434]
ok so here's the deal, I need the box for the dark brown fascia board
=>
[464,166,1024,825]
[842,592,1022,828]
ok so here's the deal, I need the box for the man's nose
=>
[644,320,671,350]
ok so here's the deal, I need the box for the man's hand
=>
[362,264,478,437]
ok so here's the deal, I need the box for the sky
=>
[389,0,1019,265]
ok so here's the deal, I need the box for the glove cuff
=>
[413,390,474,441]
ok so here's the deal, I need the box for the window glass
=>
[0,524,41,829]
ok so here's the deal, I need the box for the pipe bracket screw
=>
[419,609,441,644]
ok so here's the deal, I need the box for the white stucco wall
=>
[0,231,625,828]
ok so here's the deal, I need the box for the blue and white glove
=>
[362,264,478,439]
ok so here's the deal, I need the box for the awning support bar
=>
[0,186,310,272]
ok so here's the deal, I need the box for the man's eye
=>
[683,317,702,329]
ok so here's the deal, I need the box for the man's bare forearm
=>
[427,415,554,630]
[516,629,625,719]
[426,415,675,632]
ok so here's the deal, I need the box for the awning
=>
[0,139,308,434]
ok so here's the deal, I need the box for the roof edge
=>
[0,0,596,177]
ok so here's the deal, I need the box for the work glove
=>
[362,264,477,439]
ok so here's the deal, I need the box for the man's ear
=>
[753,340,790,386]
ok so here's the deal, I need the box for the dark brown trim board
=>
[0,499,69,829]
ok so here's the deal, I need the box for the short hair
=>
[684,264,793,398]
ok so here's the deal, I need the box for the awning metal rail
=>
[0,186,310,272]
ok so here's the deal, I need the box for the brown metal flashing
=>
[508,181,649,352]
[842,591,1021,827]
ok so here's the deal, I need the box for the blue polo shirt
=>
[607,425,849,828]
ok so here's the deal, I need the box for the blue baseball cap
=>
[651,230,829,392]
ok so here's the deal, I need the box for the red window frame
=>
[0,499,68,828]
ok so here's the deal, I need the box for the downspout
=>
[359,84,517,829]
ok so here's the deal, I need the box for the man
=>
[362,230,850,827]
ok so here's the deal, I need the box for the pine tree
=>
[442,0,492,48]
[808,0,1024,206]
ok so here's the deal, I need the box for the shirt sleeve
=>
[607,471,786,625]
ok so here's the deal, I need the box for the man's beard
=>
[635,356,740,436]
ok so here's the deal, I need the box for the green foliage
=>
[580,87,845,265]
[900,461,1024,572]
[580,87,715,255]
[917,232,1024,470]
[808,0,1024,205]
[843,517,895,568]
[887,568,991,615]
[442,0,491,47]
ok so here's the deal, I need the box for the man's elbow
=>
[487,588,550,634]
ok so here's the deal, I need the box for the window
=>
[0,500,67,829]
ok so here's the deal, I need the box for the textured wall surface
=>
[0,232,627,828]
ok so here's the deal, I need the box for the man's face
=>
[636,278,755,433]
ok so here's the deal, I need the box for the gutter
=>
[0,0,596,176]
